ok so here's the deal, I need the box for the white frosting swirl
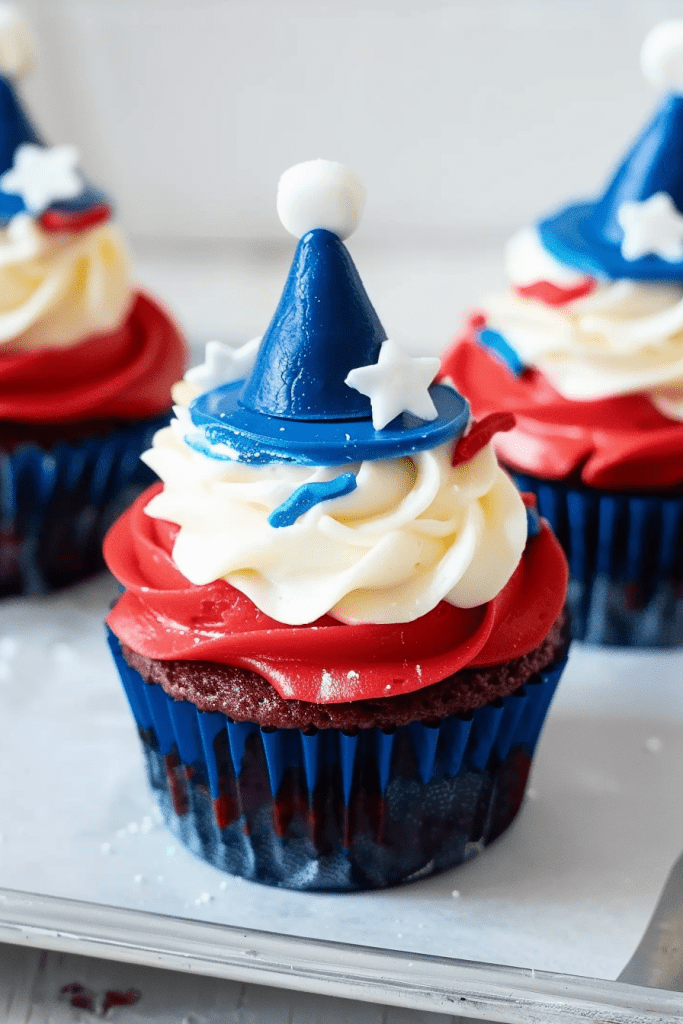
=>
[141,417,528,626]
[489,226,683,420]
[0,214,133,352]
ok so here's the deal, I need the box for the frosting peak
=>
[0,214,132,352]
[492,226,683,418]
[141,419,528,626]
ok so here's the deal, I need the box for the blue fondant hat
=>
[241,227,385,421]
[539,22,683,281]
[0,8,110,229]
[190,160,468,466]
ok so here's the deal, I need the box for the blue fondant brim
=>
[189,382,469,466]
[539,202,683,282]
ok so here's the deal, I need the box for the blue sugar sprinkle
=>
[526,505,541,539]
[478,328,525,376]
[268,472,357,528]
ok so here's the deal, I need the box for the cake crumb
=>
[526,787,538,800]
[645,736,663,753]
[451,890,460,898]
[194,892,213,905]
[133,874,144,884]
[100,842,112,854]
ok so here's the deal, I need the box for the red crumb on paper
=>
[59,982,141,1015]
[60,983,94,1012]
[102,988,142,1013]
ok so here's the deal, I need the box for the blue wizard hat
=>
[189,160,468,466]
[539,21,683,281]
[0,6,110,230]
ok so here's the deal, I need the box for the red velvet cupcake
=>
[105,161,568,891]
[443,23,683,646]
[0,10,186,595]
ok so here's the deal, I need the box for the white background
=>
[14,0,683,244]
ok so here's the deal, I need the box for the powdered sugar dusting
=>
[319,670,335,700]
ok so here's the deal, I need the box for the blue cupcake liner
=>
[107,628,567,891]
[0,414,168,596]
[514,473,683,646]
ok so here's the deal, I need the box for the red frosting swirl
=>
[0,292,186,423]
[441,321,683,492]
[104,484,568,705]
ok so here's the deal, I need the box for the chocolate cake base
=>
[122,610,568,731]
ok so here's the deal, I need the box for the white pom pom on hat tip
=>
[277,159,366,241]
[641,20,683,94]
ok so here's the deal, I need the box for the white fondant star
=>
[0,143,83,214]
[617,191,683,262]
[344,339,441,430]
[185,336,261,392]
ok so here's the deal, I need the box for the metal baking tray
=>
[1,574,682,1023]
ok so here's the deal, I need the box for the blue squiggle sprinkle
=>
[526,505,541,539]
[269,472,357,528]
[478,328,525,376]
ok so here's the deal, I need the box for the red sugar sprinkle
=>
[514,278,595,306]
[451,412,516,467]
[468,311,487,329]
[39,204,112,233]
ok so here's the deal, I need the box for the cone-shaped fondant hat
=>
[0,4,111,230]
[189,160,468,466]
[539,21,683,280]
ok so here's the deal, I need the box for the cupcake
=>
[442,21,683,647]
[104,160,569,892]
[0,7,186,596]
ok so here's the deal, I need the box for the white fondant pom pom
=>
[641,20,683,93]
[0,4,36,78]
[277,160,366,241]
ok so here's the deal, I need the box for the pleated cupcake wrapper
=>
[107,628,564,813]
[515,473,683,645]
[0,415,167,594]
